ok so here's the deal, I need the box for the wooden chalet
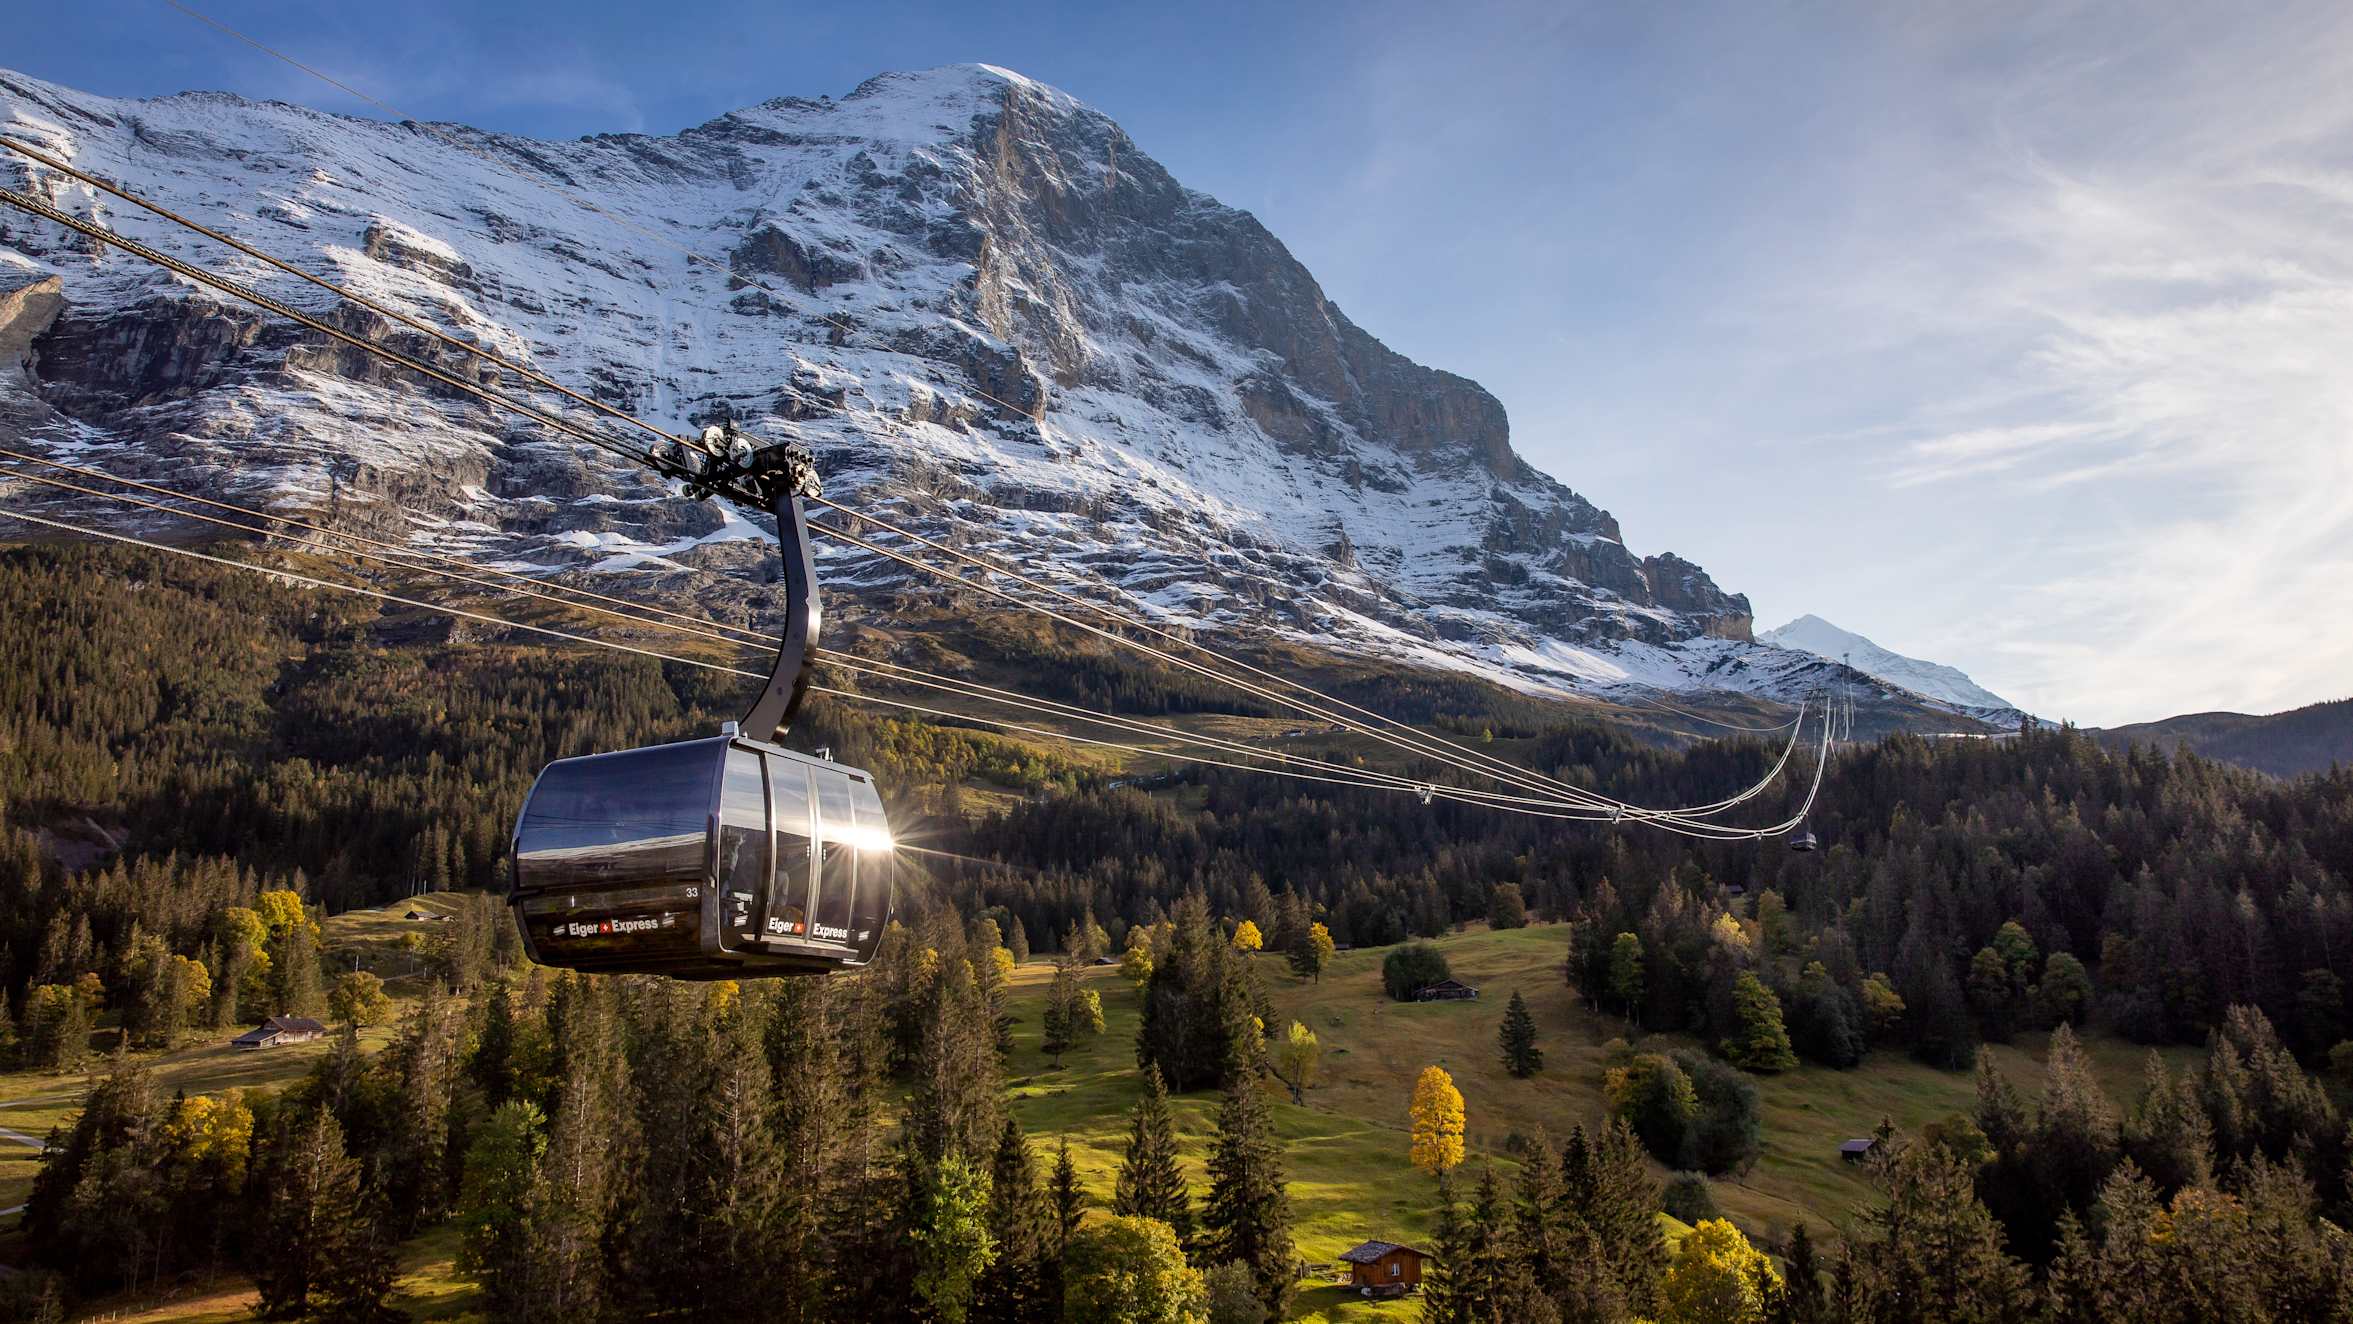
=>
[1338,1240,1432,1297]
[1841,1137,1879,1162]
[232,1015,328,1050]
[1412,978,1479,1002]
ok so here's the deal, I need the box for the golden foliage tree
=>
[1232,920,1263,952]
[1661,1217,1779,1324]
[1409,1065,1466,1175]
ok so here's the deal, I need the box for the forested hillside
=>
[10,539,2353,1323]
[2096,698,2353,779]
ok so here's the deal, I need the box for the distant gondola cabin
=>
[1339,1241,1432,1296]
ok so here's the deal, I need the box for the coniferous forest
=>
[9,541,2353,1322]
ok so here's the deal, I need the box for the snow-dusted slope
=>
[1761,615,2026,723]
[0,62,1898,714]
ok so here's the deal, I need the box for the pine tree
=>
[385,985,462,1229]
[1499,989,1543,1078]
[1049,1136,1085,1258]
[976,1116,1052,1324]
[517,1013,627,1323]
[1114,1065,1194,1246]
[1202,1081,1295,1315]
[469,978,518,1107]
[1041,960,1103,1068]
[1588,1119,1668,1316]
[2123,1050,2213,1195]
[1138,892,1256,1091]
[1852,1143,2030,1324]
[252,1108,395,1322]
[270,919,326,1019]
[1778,1221,1824,1324]
[692,1004,786,1321]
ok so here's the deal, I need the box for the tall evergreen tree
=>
[1499,989,1543,1078]
[1137,892,1256,1091]
[1587,1119,1667,1316]
[1113,1065,1194,1246]
[691,1003,787,1322]
[976,1116,1053,1324]
[252,1108,395,1322]
[1201,1081,1296,1315]
[1851,1143,2030,1324]
[468,977,518,1108]
[1774,1221,1824,1324]
[1049,1136,1085,1258]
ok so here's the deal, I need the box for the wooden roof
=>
[1340,1240,1431,1264]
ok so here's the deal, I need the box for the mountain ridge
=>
[1760,613,2026,725]
[0,61,1966,724]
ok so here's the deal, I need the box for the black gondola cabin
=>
[508,734,892,978]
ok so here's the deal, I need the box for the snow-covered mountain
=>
[1760,614,2026,724]
[0,61,1941,720]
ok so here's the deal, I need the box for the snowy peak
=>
[1760,615,2023,719]
[0,61,1942,722]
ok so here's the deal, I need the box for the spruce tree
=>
[253,1107,394,1321]
[1852,1143,2031,1324]
[1049,1136,1085,1257]
[976,1116,1052,1324]
[1779,1221,1824,1324]
[1499,989,1543,1078]
[1588,1119,1667,1315]
[1201,1081,1295,1315]
[693,1005,786,1321]
[270,919,327,1019]
[2124,1050,2214,1195]
[1113,1065,1194,1246]
[469,978,518,1107]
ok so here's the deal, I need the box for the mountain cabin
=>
[232,1015,328,1050]
[1412,978,1479,1002]
[1339,1240,1432,1297]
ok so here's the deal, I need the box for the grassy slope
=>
[1004,922,2196,1286]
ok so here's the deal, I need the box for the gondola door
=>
[764,755,816,941]
[715,747,772,954]
[847,775,890,957]
[810,769,857,947]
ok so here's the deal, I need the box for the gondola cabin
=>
[508,734,893,979]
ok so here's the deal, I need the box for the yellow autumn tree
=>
[1409,1065,1466,1175]
[1661,1218,1778,1324]
[1233,920,1263,952]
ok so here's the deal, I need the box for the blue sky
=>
[16,0,2353,724]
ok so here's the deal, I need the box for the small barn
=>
[1412,978,1480,1002]
[1840,1137,1879,1163]
[232,1015,328,1051]
[1339,1240,1432,1297]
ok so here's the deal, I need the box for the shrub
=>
[1662,1171,1720,1225]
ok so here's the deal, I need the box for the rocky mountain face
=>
[0,62,1878,711]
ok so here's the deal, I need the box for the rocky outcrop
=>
[0,273,63,383]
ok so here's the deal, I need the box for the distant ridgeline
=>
[3,538,2353,1069]
[2095,698,2353,780]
